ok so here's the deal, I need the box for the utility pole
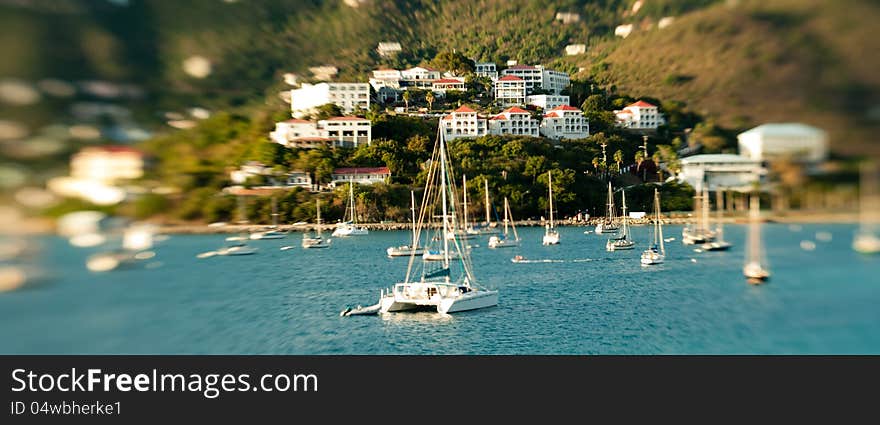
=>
[639,135,649,181]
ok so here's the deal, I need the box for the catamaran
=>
[488,197,521,248]
[640,189,666,266]
[332,182,369,237]
[853,161,880,254]
[302,199,331,249]
[250,196,287,240]
[542,171,560,245]
[595,182,619,234]
[370,127,498,314]
[702,189,732,251]
[743,193,770,284]
[607,189,635,251]
[387,191,425,257]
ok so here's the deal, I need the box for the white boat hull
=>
[607,240,635,251]
[640,251,664,265]
[250,231,286,240]
[853,233,880,254]
[701,241,732,251]
[488,236,520,248]
[378,286,498,314]
[595,224,618,234]
[217,246,258,256]
[302,237,331,249]
[332,226,369,237]
[386,246,425,257]
[542,232,560,245]
[422,251,460,261]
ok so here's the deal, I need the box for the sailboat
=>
[372,126,498,314]
[302,199,332,249]
[702,189,732,251]
[853,161,880,254]
[488,197,521,248]
[743,193,770,284]
[332,182,369,236]
[217,232,258,256]
[542,171,561,245]
[683,184,716,244]
[387,191,425,257]
[640,189,666,266]
[606,189,635,251]
[250,196,287,240]
[595,182,619,234]
[448,174,478,240]
[473,178,500,235]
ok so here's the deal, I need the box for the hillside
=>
[577,0,880,155]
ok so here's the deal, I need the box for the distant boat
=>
[607,189,635,251]
[702,189,732,251]
[250,196,287,240]
[302,199,332,249]
[86,223,158,272]
[488,197,521,248]
[853,161,880,254]
[595,182,619,234]
[447,174,479,240]
[683,184,716,245]
[743,194,770,284]
[332,182,369,237]
[216,231,258,256]
[542,171,560,245]
[387,191,424,257]
[641,189,666,266]
[473,178,500,235]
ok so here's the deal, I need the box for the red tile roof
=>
[543,112,559,118]
[627,100,656,108]
[489,114,507,121]
[504,106,530,114]
[616,110,632,115]
[497,75,524,82]
[550,105,581,111]
[333,167,391,175]
[442,114,453,120]
[453,105,476,113]
[433,78,464,84]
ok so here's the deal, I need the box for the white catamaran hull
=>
[379,288,498,314]
[386,246,425,257]
[332,226,369,237]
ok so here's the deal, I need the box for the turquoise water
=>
[1,223,877,354]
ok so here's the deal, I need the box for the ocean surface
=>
[1,223,878,354]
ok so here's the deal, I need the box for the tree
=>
[592,156,601,172]
[402,90,411,112]
[430,50,476,76]
[425,91,435,111]
[613,149,624,173]
[313,103,343,120]
[634,150,645,166]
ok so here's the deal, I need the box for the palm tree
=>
[402,90,411,112]
[592,156,601,173]
[425,91,435,111]
[613,150,624,174]
[634,150,645,167]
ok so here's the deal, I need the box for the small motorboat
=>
[340,303,381,316]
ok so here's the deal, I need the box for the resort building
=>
[290,83,370,117]
[286,170,315,190]
[270,116,371,148]
[541,69,570,95]
[488,107,540,137]
[331,167,391,186]
[500,65,543,92]
[526,94,570,111]
[678,154,767,191]
[494,75,527,106]
[614,100,666,130]
[540,105,590,140]
[439,105,488,141]
[431,78,466,96]
[475,62,498,79]
[737,123,828,164]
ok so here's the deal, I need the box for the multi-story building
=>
[541,68,570,95]
[488,107,540,137]
[494,75,527,106]
[678,154,767,191]
[270,116,371,148]
[376,42,402,57]
[331,167,391,186]
[290,83,370,117]
[500,65,543,91]
[614,100,665,130]
[475,62,498,79]
[540,105,590,140]
[439,105,488,140]
[737,123,828,164]
[526,94,570,110]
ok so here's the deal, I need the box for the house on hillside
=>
[614,100,665,131]
[289,83,370,117]
[494,76,527,106]
[488,107,540,137]
[331,167,391,186]
[270,116,371,148]
[439,105,488,140]
[540,105,589,140]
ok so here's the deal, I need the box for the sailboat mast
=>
[607,182,613,223]
[462,174,469,230]
[716,189,724,241]
[503,197,509,236]
[410,190,417,248]
[485,178,491,224]
[548,171,554,229]
[349,182,356,225]
[748,194,760,265]
[657,190,665,254]
[702,187,710,235]
[621,190,628,238]
[316,199,322,237]
[440,133,451,270]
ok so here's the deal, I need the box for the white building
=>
[331,167,391,186]
[541,69,570,95]
[565,44,586,56]
[431,78,466,96]
[400,66,441,91]
[494,75,527,106]
[475,62,498,79]
[286,170,314,190]
[290,83,370,118]
[678,154,767,191]
[440,105,488,140]
[540,105,590,140]
[377,42,402,57]
[614,100,666,130]
[737,123,828,163]
[501,65,543,92]
[488,107,540,137]
[270,116,371,148]
[526,94,570,110]
[47,145,145,206]
[615,24,634,38]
